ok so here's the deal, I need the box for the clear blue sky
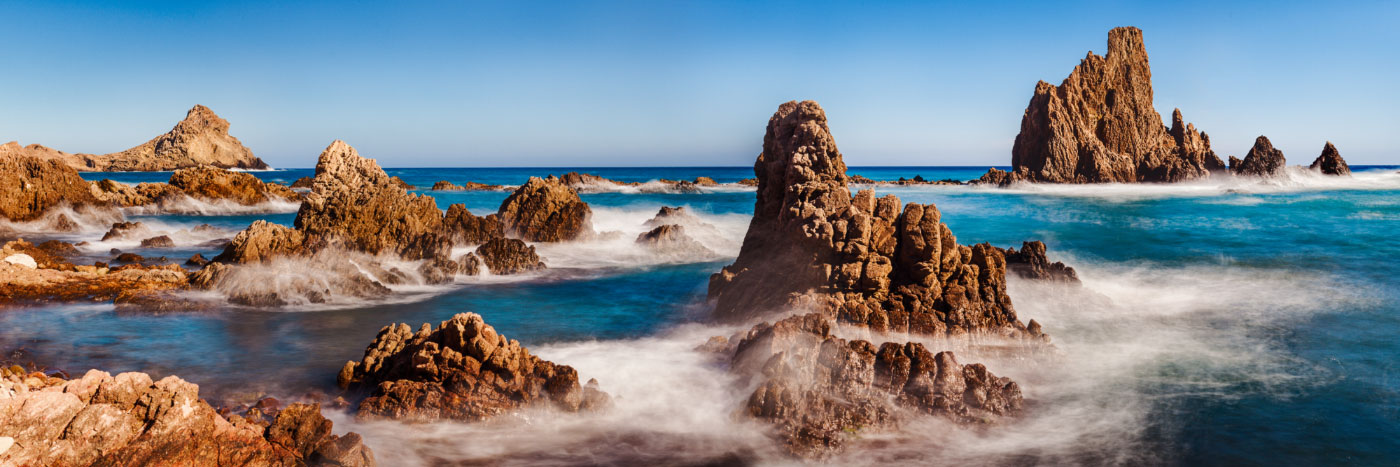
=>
[1,0,1395,167]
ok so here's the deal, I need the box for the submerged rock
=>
[1230,136,1287,177]
[498,176,593,242]
[0,153,105,222]
[1001,241,1080,283]
[993,27,1225,184]
[1309,141,1351,176]
[338,313,609,421]
[0,369,373,466]
[709,100,1047,341]
[732,313,1023,458]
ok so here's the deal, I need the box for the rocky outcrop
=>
[974,168,1027,187]
[89,179,182,207]
[295,140,447,260]
[0,240,186,305]
[1309,142,1351,176]
[0,153,104,221]
[168,166,300,204]
[431,180,506,191]
[731,313,1023,458]
[995,27,1225,184]
[474,238,545,274]
[337,313,608,421]
[498,176,593,242]
[212,220,306,264]
[1230,136,1287,177]
[1001,241,1080,284]
[442,204,503,245]
[0,368,373,466]
[34,105,269,172]
[636,224,715,257]
[290,176,314,189]
[708,101,1047,342]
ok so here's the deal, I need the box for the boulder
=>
[708,100,1048,341]
[139,235,175,248]
[498,176,593,242]
[475,237,545,274]
[635,224,715,257]
[992,27,1225,183]
[0,153,104,221]
[1001,241,1080,283]
[89,179,183,207]
[1231,136,1287,177]
[442,204,503,245]
[290,176,314,189]
[168,165,300,204]
[431,180,464,191]
[185,254,210,267]
[337,313,608,421]
[211,220,306,264]
[0,369,374,466]
[1309,141,1351,176]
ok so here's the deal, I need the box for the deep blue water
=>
[3,165,1397,465]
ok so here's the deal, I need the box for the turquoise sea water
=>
[3,165,1399,465]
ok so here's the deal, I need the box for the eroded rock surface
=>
[0,153,104,222]
[636,224,715,257]
[994,27,1225,183]
[498,176,593,242]
[0,369,373,466]
[442,204,503,245]
[1230,136,1287,177]
[15,105,269,172]
[337,313,608,421]
[475,238,545,274]
[0,240,186,305]
[709,100,1047,342]
[168,166,300,204]
[1309,141,1351,176]
[1001,241,1080,284]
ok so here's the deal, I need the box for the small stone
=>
[3,253,37,269]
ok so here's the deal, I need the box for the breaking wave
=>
[986,167,1400,201]
[120,194,302,216]
[533,205,749,269]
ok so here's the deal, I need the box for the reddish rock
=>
[1001,241,1080,283]
[475,237,545,274]
[290,176,314,189]
[24,105,269,172]
[997,27,1225,183]
[211,220,306,264]
[338,313,608,421]
[168,165,301,205]
[709,101,1047,342]
[139,235,175,248]
[442,204,503,245]
[0,153,104,222]
[498,176,593,242]
[1230,136,1287,177]
[1309,141,1351,176]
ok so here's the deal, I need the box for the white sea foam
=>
[983,167,1400,201]
[532,205,749,269]
[0,205,124,239]
[120,194,301,216]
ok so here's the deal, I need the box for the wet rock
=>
[139,235,175,248]
[498,176,593,242]
[475,237,545,274]
[0,152,105,221]
[295,141,447,260]
[1001,241,1080,283]
[994,27,1225,183]
[1309,141,1351,176]
[442,204,503,245]
[167,165,301,204]
[974,167,1027,187]
[211,220,306,264]
[115,253,145,263]
[102,222,152,242]
[185,254,210,267]
[736,178,758,186]
[338,313,608,421]
[1230,136,1287,177]
[636,224,715,257]
[290,176,314,189]
[694,176,718,186]
[733,313,1023,458]
[2,239,77,271]
[0,369,374,466]
[644,206,701,228]
[708,100,1047,342]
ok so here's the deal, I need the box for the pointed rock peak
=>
[175,104,231,134]
[1106,26,1146,58]
[760,100,847,189]
[313,140,392,189]
[1310,141,1350,175]
[1252,135,1275,152]
[1170,108,1186,138]
[1322,141,1338,154]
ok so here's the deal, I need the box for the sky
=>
[1,0,1396,167]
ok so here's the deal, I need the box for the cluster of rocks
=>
[0,239,187,306]
[849,174,963,186]
[1227,137,1352,178]
[0,368,373,466]
[430,180,508,191]
[0,105,269,172]
[555,171,726,193]
[89,166,301,209]
[337,313,608,421]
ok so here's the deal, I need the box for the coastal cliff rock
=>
[168,166,300,204]
[0,369,373,466]
[1230,136,1287,177]
[0,153,104,221]
[296,140,447,260]
[337,313,608,421]
[708,100,1047,342]
[498,176,593,242]
[1001,241,1080,283]
[442,204,503,245]
[475,238,545,274]
[732,313,1023,457]
[1309,142,1351,176]
[997,27,1225,183]
[89,180,182,207]
[46,105,269,172]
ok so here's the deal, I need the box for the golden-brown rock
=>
[168,165,300,205]
[35,105,269,172]
[498,176,593,242]
[0,153,104,221]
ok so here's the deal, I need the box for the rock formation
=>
[442,204,503,245]
[337,313,608,421]
[1230,136,1287,177]
[0,153,104,222]
[732,314,1023,458]
[290,176,314,189]
[1001,241,1080,284]
[212,220,306,264]
[636,224,716,257]
[431,180,505,191]
[0,368,373,466]
[993,27,1225,184]
[474,238,545,274]
[431,180,464,190]
[498,176,593,242]
[1309,142,1351,176]
[17,105,269,172]
[0,239,186,305]
[168,166,300,204]
[709,101,1047,342]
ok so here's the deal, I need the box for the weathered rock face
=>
[89,179,182,207]
[709,101,1047,341]
[168,166,300,205]
[974,168,1027,187]
[61,105,269,172]
[635,224,716,257]
[212,220,307,264]
[442,204,503,245]
[1001,241,1080,284]
[731,313,1023,458]
[475,238,545,274]
[0,368,373,466]
[296,140,447,260]
[1309,141,1351,176]
[0,153,104,221]
[290,176,314,189]
[337,313,608,421]
[1230,136,1287,177]
[1000,27,1225,184]
[498,176,593,242]
[0,240,188,306]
